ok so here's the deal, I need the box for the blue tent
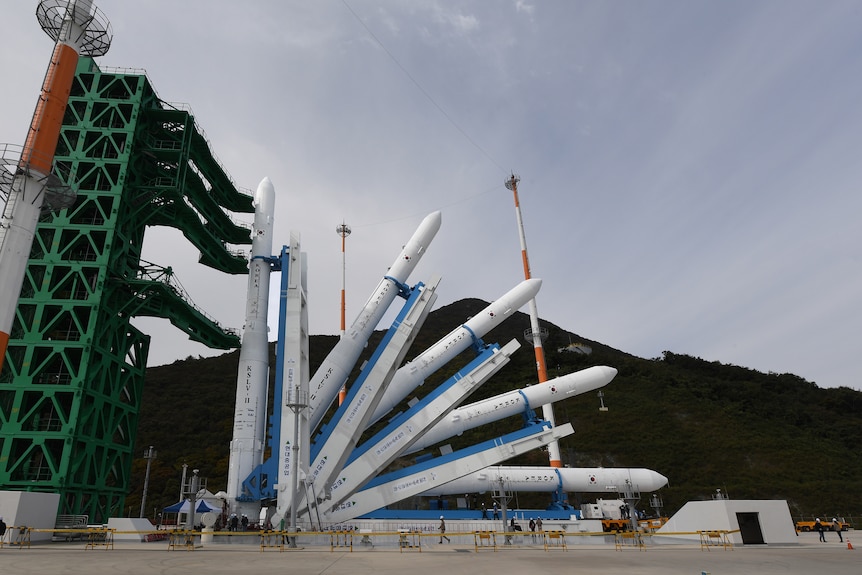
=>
[163,499,220,514]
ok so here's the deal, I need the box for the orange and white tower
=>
[505,173,562,467]
[0,0,112,371]
[336,221,351,405]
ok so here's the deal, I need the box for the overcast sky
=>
[3,1,860,390]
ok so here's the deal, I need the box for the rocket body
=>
[404,366,617,454]
[368,278,541,426]
[307,211,441,431]
[421,466,668,495]
[226,178,275,506]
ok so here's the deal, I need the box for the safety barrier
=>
[0,526,748,552]
[6,526,31,549]
[543,530,567,551]
[614,530,646,551]
[474,530,497,551]
[85,527,114,550]
[330,530,353,552]
[699,530,733,551]
[167,529,197,551]
[259,529,285,551]
[397,529,422,552]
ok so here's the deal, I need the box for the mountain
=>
[127,299,862,523]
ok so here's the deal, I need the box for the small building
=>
[656,499,797,545]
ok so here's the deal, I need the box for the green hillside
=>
[127,299,862,523]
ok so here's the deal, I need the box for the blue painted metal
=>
[345,343,501,467]
[309,282,425,462]
[361,421,554,490]
[238,245,288,501]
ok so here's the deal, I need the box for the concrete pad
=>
[0,534,859,575]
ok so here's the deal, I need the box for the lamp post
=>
[139,445,156,518]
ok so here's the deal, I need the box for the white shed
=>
[656,499,798,545]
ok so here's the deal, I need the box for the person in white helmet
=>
[439,516,450,543]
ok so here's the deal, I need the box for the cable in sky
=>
[340,0,508,175]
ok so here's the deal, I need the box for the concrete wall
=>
[0,490,61,543]
[656,499,798,545]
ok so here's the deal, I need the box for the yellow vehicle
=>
[795,518,848,532]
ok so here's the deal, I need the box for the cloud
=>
[3,0,861,391]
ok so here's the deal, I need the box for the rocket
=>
[367,277,542,427]
[302,278,439,507]
[226,177,275,506]
[321,340,521,512]
[0,0,111,372]
[322,422,575,523]
[319,362,613,511]
[420,466,669,495]
[306,211,442,432]
[402,365,618,455]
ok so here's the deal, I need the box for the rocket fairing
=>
[226,177,275,505]
[307,211,442,432]
[367,278,542,427]
[420,466,669,495]
[402,366,618,455]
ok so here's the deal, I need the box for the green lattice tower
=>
[0,58,253,522]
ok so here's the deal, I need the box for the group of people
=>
[813,518,844,543]
[480,502,501,520]
[227,513,249,532]
[439,514,543,543]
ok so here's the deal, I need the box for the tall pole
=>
[0,0,112,372]
[139,445,157,518]
[505,174,562,468]
[336,222,351,405]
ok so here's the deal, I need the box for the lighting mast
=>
[336,221,351,405]
[505,174,562,468]
[0,0,112,372]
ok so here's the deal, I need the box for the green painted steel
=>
[0,58,252,522]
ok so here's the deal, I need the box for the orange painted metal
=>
[20,42,80,175]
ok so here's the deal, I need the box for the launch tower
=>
[0,50,253,520]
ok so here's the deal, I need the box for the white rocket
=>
[402,365,618,455]
[306,211,442,432]
[367,278,542,427]
[320,363,615,512]
[226,177,275,508]
[420,466,668,495]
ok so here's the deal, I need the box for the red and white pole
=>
[336,222,351,405]
[0,1,112,372]
[505,174,562,468]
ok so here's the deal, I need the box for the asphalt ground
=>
[0,532,859,575]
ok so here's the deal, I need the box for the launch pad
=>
[225,182,667,532]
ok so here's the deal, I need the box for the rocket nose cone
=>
[254,177,276,211]
[421,210,443,234]
[256,177,274,194]
[502,278,541,308]
[602,366,619,380]
[522,277,542,298]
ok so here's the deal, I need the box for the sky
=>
[2,1,861,390]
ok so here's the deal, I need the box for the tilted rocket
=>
[306,211,442,432]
